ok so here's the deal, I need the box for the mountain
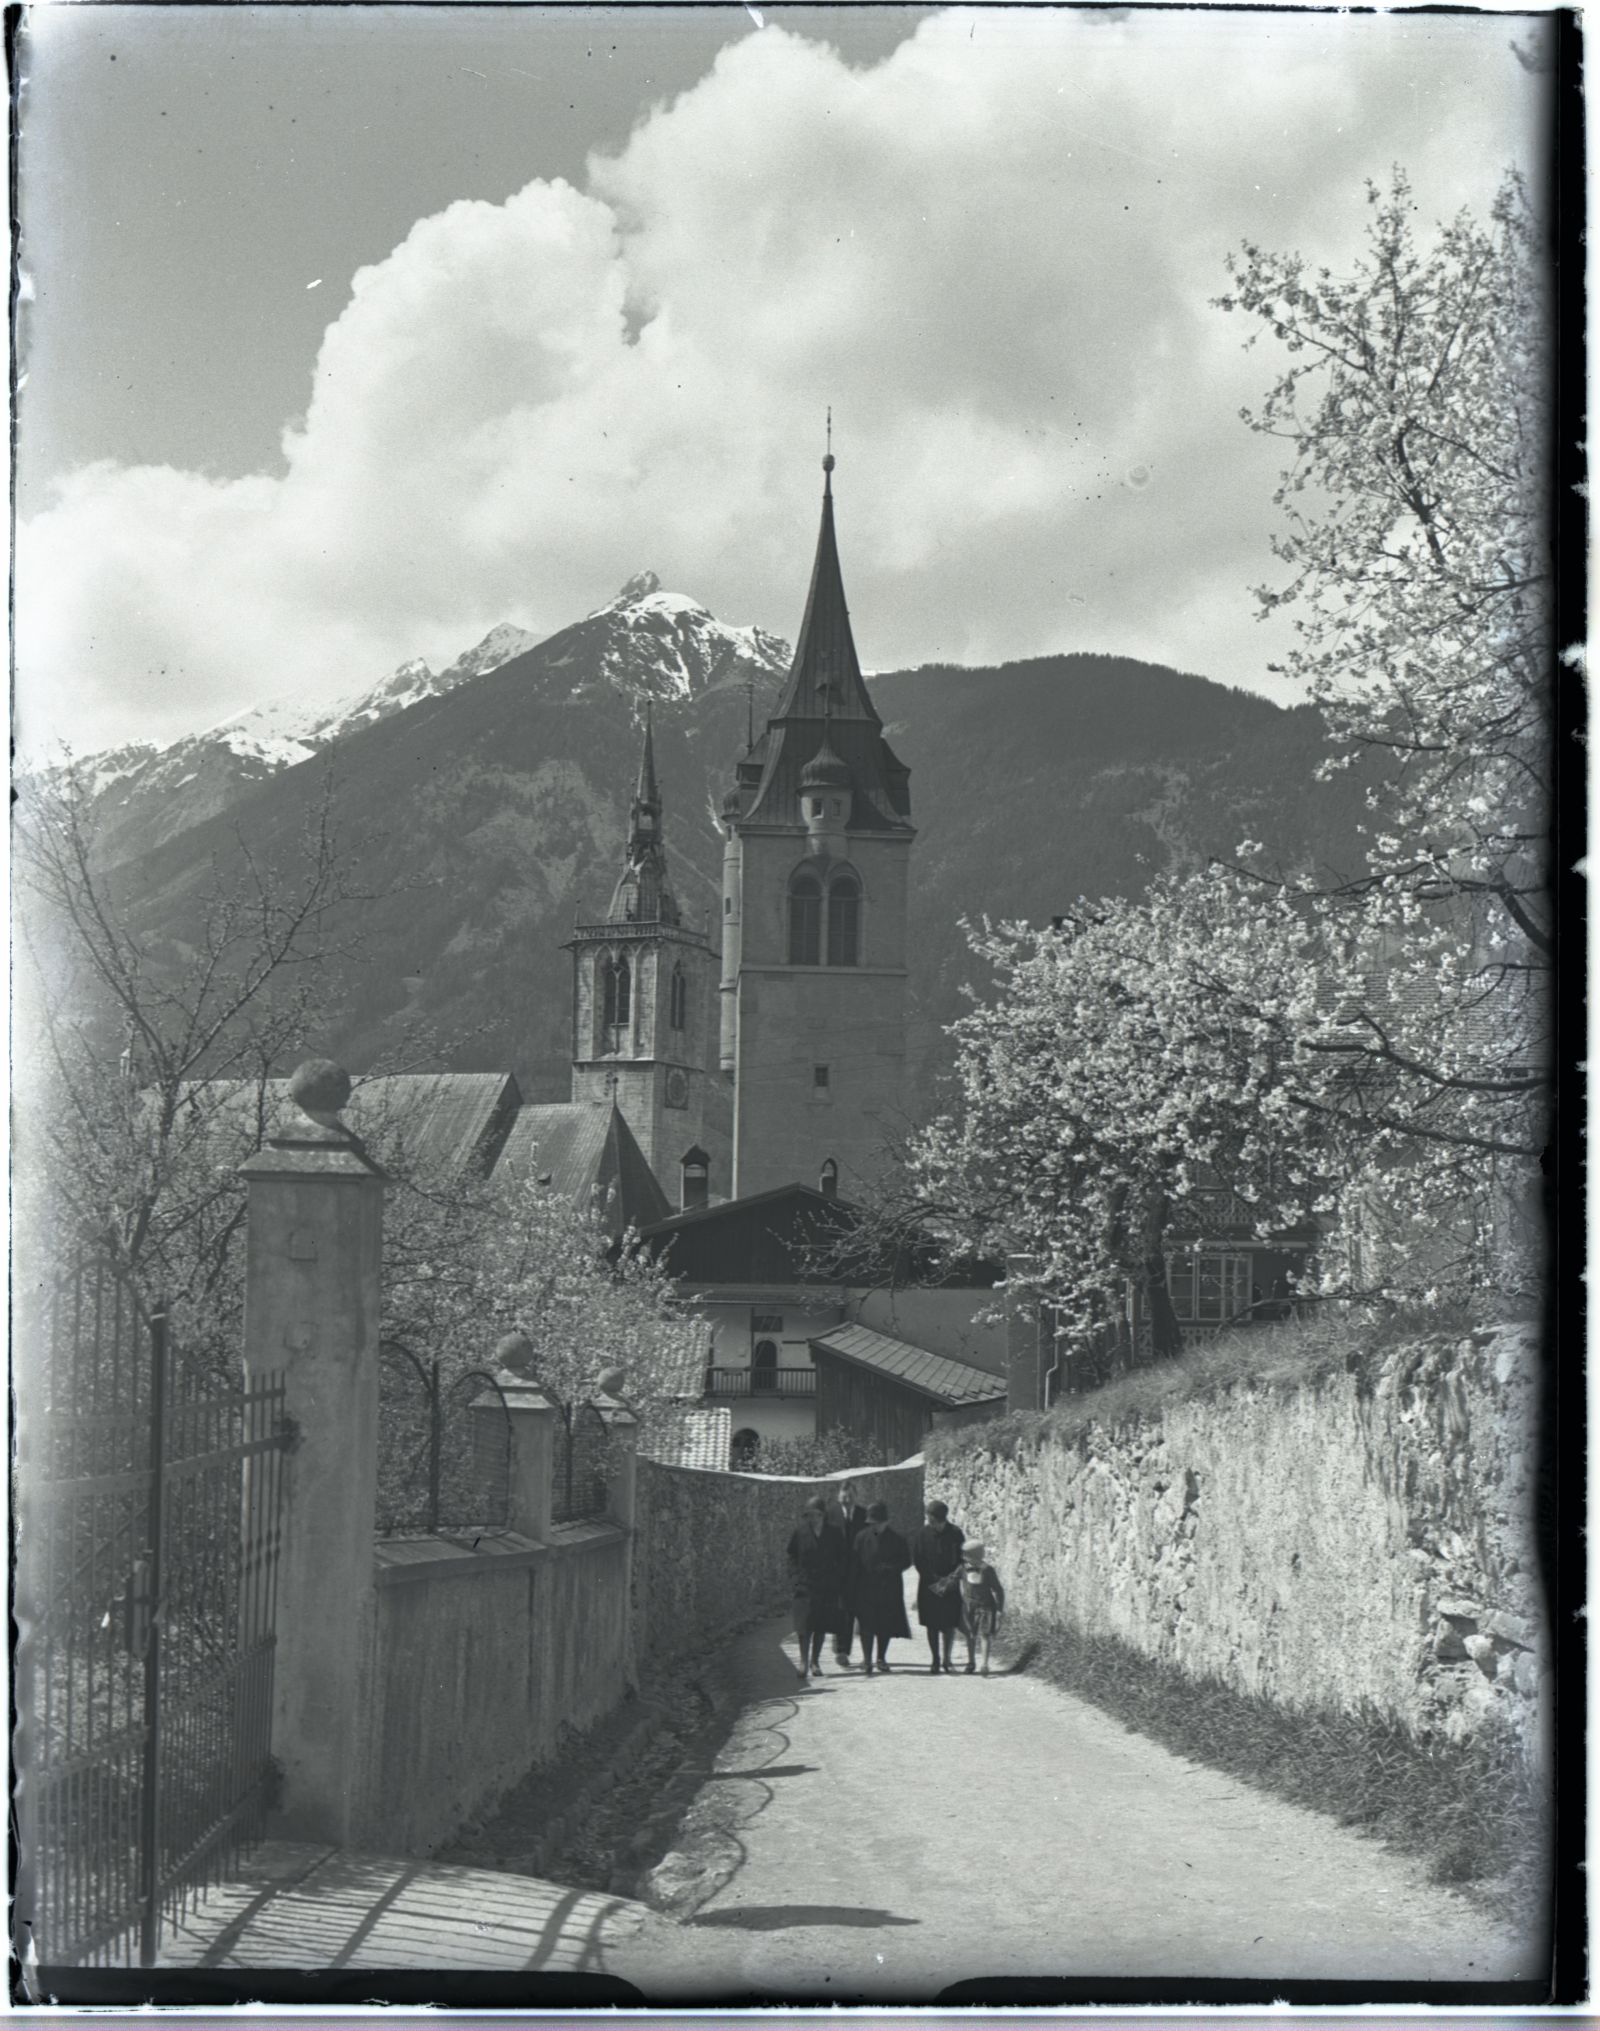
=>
[45,578,791,872]
[82,598,1369,1111]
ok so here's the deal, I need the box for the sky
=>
[13,4,1552,757]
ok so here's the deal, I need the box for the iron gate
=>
[14,1248,291,1968]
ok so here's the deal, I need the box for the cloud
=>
[14,7,1545,755]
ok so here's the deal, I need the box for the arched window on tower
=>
[827,871,861,967]
[788,869,822,966]
[670,962,687,1032]
[603,953,631,1030]
[819,1157,839,1200]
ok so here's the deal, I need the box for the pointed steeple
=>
[768,441,880,729]
[733,439,913,833]
[609,705,680,925]
[629,702,662,855]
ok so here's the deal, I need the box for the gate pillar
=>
[240,1060,386,1847]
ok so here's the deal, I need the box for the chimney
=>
[679,1145,710,1212]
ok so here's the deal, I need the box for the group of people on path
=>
[784,1487,1006,1681]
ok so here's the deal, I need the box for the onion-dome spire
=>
[800,742,851,790]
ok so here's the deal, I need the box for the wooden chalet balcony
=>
[704,1366,817,1400]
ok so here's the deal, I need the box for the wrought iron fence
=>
[376,1342,512,1536]
[551,1402,611,1525]
[15,1248,289,1969]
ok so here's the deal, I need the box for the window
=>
[819,1158,838,1199]
[813,1064,830,1092]
[602,955,632,1028]
[788,869,822,965]
[670,964,687,1031]
[752,1312,784,1334]
[752,1340,779,1393]
[827,872,860,966]
[1166,1250,1252,1325]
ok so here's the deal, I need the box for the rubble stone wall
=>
[929,1327,1546,1756]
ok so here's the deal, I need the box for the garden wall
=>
[355,1523,631,1853]
[928,1325,1546,1758]
[633,1459,926,1667]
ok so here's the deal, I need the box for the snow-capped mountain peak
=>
[565,571,790,700]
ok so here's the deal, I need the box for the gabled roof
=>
[641,1180,855,1238]
[639,1182,861,1286]
[808,1323,1007,1409]
[496,1101,672,1236]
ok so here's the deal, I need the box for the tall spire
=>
[633,700,660,820]
[610,704,679,924]
[767,436,877,728]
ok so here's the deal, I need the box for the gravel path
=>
[609,1605,1537,2001]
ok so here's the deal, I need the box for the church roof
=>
[496,1100,673,1235]
[737,457,913,835]
[176,1071,520,1179]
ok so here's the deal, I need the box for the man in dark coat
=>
[911,1498,966,1673]
[851,1501,912,1673]
[830,1481,870,1668]
[785,1496,847,1683]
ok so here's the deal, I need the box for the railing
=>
[16,1247,290,1968]
[704,1366,817,1400]
[376,1342,511,1537]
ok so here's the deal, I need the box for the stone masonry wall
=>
[633,1459,926,1668]
[928,1327,1546,1758]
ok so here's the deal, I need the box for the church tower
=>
[569,707,731,1197]
[718,447,915,1200]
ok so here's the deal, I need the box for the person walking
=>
[850,1501,911,1674]
[911,1498,965,1673]
[785,1495,847,1683]
[951,1540,1006,1674]
[830,1481,869,1668]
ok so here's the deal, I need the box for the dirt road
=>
[609,1607,1536,2001]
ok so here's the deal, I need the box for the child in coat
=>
[947,1540,1006,1675]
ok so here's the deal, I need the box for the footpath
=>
[158,1595,1535,2000]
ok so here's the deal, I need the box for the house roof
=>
[496,1101,672,1236]
[808,1323,1008,1409]
[643,1406,731,1473]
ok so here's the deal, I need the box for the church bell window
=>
[670,963,687,1031]
[826,871,860,967]
[788,870,823,966]
[602,954,631,1029]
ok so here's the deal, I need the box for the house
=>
[638,1183,1007,1459]
[807,1323,1006,1464]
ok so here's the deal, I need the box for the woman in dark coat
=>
[851,1501,912,1674]
[785,1496,848,1683]
[910,1498,966,1673]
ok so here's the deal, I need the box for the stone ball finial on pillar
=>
[595,1364,627,1399]
[496,1330,537,1380]
[289,1058,354,1129]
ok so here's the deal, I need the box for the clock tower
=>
[568,707,731,1199]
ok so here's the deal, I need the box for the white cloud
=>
[14,6,1545,755]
